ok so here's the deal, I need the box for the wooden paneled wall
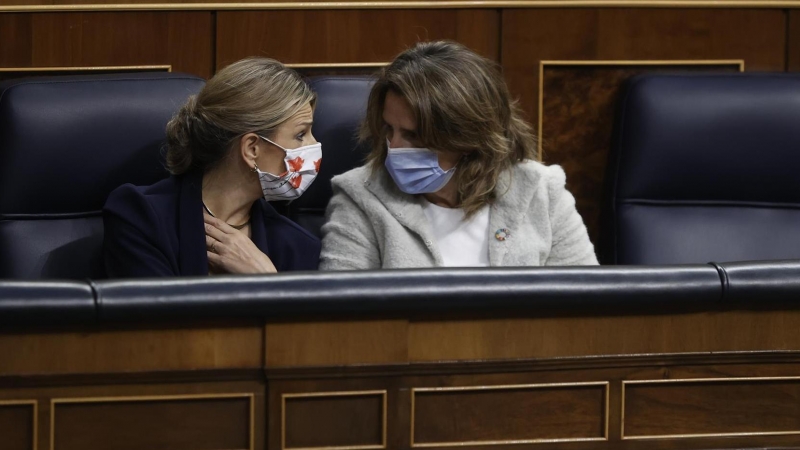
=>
[5,311,800,449]
[1,5,798,241]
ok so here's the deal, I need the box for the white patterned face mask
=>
[256,135,322,201]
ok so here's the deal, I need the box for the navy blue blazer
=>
[103,170,320,278]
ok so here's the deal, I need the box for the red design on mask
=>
[287,157,305,172]
[314,159,322,173]
[289,174,303,189]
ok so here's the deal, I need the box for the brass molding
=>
[286,62,389,69]
[2,0,800,12]
[0,400,37,450]
[50,393,255,450]
[621,376,800,440]
[281,390,387,450]
[537,59,745,160]
[0,65,172,73]
[410,382,609,447]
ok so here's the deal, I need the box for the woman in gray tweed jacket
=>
[320,41,598,270]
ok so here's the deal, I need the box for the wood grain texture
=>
[502,8,786,128]
[413,384,606,444]
[53,396,251,450]
[790,10,800,72]
[0,12,213,78]
[216,9,499,69]
[540,63,741,246]
[624,379,800,438]
[408,310,800,362]
[266,320,408,367]
[0,403,34,450]
[0,325,262,376]
[284,393,384,448]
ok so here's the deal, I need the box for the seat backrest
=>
[286,76,375,237]
[0,72,205,279]
[602,73,800,265]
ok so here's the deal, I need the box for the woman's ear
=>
[239,133,262,169]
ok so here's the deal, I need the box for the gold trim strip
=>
[2,1,800,12]
[621,376,800,440]
[0,400,37,450]
[537,59,745,159]
[286,62,389,69]
[410,382,609,447]
[0,65,172,73]
[281,390,387,450]
[50,393,254,450]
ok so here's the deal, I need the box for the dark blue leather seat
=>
[602,73,800,265]
[0,72,204,279]
[285,76,375,237]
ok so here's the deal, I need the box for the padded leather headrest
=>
[0,72,206,214]
[613,73,800,203]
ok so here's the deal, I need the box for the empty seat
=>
[602,73,800,265]
[0,72,205,279]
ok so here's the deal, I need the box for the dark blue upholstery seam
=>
[708,262,729,304]
[87,278,101,324]
[618,199,800,209]
[0,76,203,106]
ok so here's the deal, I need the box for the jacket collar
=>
[364,168,444,264]
[178,170,270,275]
[178,170,208,275]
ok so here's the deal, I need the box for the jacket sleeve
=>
[543,166,599,266]
[102,185,177,278]
[319,180,381,270]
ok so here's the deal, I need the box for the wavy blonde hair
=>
[362,40,537,217]
[165,57,316,175]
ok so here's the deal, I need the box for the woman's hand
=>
[204,215,277,274]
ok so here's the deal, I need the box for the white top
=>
[421,199,490,267]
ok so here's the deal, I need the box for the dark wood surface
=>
[2,312,800,449]
[54,396,251,450]
[413,384,606,444]
[624,378,800,438]
[215,9,500,70]
[790,10,800,72]
[284,393,384,448]
[0,403,34,450]
[0,12,214,78]
[502,8,787,126]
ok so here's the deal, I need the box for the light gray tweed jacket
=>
[319,160,598,270]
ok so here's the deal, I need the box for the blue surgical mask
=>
[384,140,456,194]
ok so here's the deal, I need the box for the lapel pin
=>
[495,228,510,241]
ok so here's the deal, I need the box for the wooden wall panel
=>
[0,325,262,376]
[623,378,800,439]
[503,9,786,124]
[412,383,607,445]
[216,9,500,70]
[502,8,786,250]
[790,10,800,72]
[53,395,252,450]
[283,391,385,449]
[0,402,35,450]
[0,12,213,78]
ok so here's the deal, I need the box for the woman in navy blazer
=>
[103,58,322,277]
